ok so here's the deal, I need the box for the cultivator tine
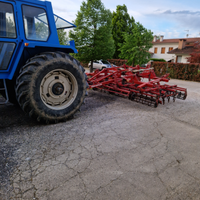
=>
[161,85,187,101]
[86,64,187,108]
[162,98,165,105]
[176,91,187,100]
[129,92,159,107]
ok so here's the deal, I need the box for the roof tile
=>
[153,37,200,44]
[168,46,200,54]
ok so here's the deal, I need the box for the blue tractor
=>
[0,0,87,123]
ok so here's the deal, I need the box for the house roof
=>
[168,45,200,55]
[153,37,200,44]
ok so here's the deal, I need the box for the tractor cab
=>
[0,0,77,77]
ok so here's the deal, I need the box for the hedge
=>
[81,59,200,82]
[153,62,200,82]
[150,58,166,62]
[80,61,89,68]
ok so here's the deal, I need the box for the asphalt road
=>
[0,79,200,200]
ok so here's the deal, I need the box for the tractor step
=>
[0,80,9,104]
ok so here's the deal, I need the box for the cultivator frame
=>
[86,65,187,107]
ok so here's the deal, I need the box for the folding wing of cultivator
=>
[86,65,187,107]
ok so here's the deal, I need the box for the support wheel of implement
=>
[16,52,87,123]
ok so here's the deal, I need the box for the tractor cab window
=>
[0,2,16,38]
[22,5,49,41]
[54,14,76,30]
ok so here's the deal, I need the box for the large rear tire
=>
[15,52,87,123]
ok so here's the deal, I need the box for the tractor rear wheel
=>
[15,52,87,123]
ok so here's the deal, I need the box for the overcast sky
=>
[49,0,200,39]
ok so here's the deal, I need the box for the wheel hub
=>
[40,70,78,110]
[52,83,64,95]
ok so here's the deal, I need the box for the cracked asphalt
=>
[1,79,200,200]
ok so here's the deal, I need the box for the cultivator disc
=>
[86,64,187,108]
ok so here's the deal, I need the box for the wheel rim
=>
[40,69,78,110]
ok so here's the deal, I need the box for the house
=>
[168,39,200,62]
[149,36,200,63]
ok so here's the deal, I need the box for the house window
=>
[154,47,157,54]
[177,56,182,63]
[169,47,173,51]
[161,47,165,54]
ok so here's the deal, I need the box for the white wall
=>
[149,43,178,62]
[181,55,190,63]
[173,54,189,63]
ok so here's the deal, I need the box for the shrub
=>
[150,58,166,62]
[152,62,167,77]
[153,62,200,82]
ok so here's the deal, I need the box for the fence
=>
[153,62,200,82]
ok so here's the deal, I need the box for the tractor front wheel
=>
[16,52,87,123]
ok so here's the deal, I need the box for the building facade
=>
[149,36,200,63]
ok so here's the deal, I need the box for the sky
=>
[49,0,200,39]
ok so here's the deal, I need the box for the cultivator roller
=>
[86,64,187,107]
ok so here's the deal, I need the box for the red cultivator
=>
[86,65,187,107]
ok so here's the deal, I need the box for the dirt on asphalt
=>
[0,79,200,200]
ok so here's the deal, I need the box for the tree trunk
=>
[90,60,94,72]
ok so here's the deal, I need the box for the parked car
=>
[88,60,112,70]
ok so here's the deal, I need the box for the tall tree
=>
[69,0,115,72]
[112,5,135,58]
[119,22,153,66]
